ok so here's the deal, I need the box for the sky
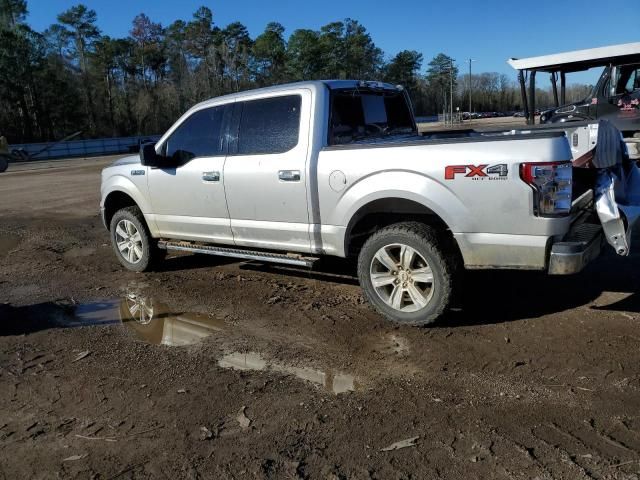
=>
[26,0,640,86]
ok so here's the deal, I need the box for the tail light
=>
[520,161,572,216]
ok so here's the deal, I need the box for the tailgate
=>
[578,120,640,257]
[550,120,640,274]
[595,162,640,256]
[572,120,640,256]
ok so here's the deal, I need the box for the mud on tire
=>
[356,222,458,326]
[109,206,164,272]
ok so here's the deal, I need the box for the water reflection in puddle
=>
[70,300,122,327]
[219,351,358,394]
[72,295,224,347]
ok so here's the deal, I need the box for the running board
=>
[158,240,318,268]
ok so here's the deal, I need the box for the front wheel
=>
[357,222,456,326]
[109,206,163,272]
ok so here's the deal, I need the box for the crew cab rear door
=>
[223,90,312,252]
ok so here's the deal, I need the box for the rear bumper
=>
[548,224,604,275]
[454,232,554,270]
[455,221,604,274]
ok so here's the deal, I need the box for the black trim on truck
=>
[322,130,567,151]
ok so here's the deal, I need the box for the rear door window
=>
[164,105,226,163]
[237,95,301,155]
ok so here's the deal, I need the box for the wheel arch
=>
[103,190,143,231]
[101,173,155,232]
[327,170,468,257]
[344,197,459,258]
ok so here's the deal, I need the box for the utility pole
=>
[443,90,446,125]
[468,58,476,119]
[450,58,454,125]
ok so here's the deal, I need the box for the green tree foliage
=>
[341,19,382,79]
[56,4,100,129]
[0,2,593,143]
[384,50,423,92]
[0,26,40,139]
[130,13,165,86]
[286,29,322,80]
[57,4,100,72]
[252,22,286,85]
[0,0,27,30]
[222,22,253,91]
[185,6,214,61]
[426,53,458,113]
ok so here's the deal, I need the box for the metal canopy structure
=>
[508,42,640,125]
[508,42,640,73]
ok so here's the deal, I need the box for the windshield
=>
[329,89,416,145]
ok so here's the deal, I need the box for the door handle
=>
[202,171,220,182]
[278,170,301,182]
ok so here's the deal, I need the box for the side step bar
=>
[158,240,318,268]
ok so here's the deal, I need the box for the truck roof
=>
[507,42,640,73]
[192,80,402,110]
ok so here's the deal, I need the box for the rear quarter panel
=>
[316,135,573,258]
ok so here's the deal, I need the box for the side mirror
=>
[140,143,160,167]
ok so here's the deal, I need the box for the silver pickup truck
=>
[100,80,636,325]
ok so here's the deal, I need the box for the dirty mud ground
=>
[1,157,640,479]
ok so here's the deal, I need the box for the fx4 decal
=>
[445,164,508,181]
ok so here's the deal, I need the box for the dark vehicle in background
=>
[509,42,640,159]
[539,62,640,125]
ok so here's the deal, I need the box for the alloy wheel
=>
[369,243,435,313]
[115,219,144,265]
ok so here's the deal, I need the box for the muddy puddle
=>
[71,295,226,346]
[0,294,224,346]
[0,231,20,258]
[1,294,362,394]
[219,351,359,394]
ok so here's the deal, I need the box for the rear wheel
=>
[357,222,456,326]
[0,155,8,173]
[109,206,163,272]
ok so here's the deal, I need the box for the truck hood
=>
[110,155,141,167]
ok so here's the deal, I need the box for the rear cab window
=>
[329,88,416,145]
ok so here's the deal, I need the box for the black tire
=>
[357,222,457,326]
[0,155,8,173]
[109,206,163,272]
